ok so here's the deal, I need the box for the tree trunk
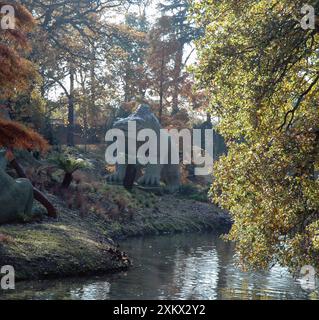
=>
[158,47,165,124]
[61,172,73,189]
[67,65,75,146]
[171,44,183,116]
[124,62,131,102]
[9,158,57,218]
[79,69,89,150]
[123,164,137,191]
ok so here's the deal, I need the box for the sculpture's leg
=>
[137,164,161,187]
[106,164,127,184]
[123,164,137,190]
[162,164,180,193]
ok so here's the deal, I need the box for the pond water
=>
[0,233,317,300]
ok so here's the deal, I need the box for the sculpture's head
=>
[113,104,161,135]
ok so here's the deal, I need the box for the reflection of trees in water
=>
[69,281,111,300]
[173,250,219,299]
[0,277,112,300]
[110,234,223,299]
[108,236,184,299]
[217,249,304,300]
[1,233,311,300]
[158,234,223,299]
[119,234,307,300]
[214,237,234,300]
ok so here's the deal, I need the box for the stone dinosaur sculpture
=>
[0,149,34,224]
[106,104,180,192]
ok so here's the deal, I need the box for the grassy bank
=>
[0,187,230,281]
[105,186,231,238]
[0,146,231,281]
[0,195,131,281]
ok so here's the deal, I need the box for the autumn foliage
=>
[0,1,36,98]
[0,118,49,152]
[193,0,319,271]
[0,3,47,152]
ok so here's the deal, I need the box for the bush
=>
[49,152,92,189]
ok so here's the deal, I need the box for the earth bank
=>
[0,190,230,281]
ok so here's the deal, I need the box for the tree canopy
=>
[0,1,36,98]
[193,0,319,271]
[0,2,47,152]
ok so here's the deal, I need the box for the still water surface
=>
[0,233,317,300]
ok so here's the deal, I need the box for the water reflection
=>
[0,233,317,300]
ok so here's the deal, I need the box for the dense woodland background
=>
[1,0,207,147]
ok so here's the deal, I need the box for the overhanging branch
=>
[278,73,319,130]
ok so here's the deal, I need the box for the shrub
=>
[49,153,92,189]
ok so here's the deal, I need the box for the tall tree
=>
[146,15,179,122]
[20,0,140,145]
[158,0,201,115]
[193,0,319,271]
[114,12,149,103]
[0,2,56,217]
